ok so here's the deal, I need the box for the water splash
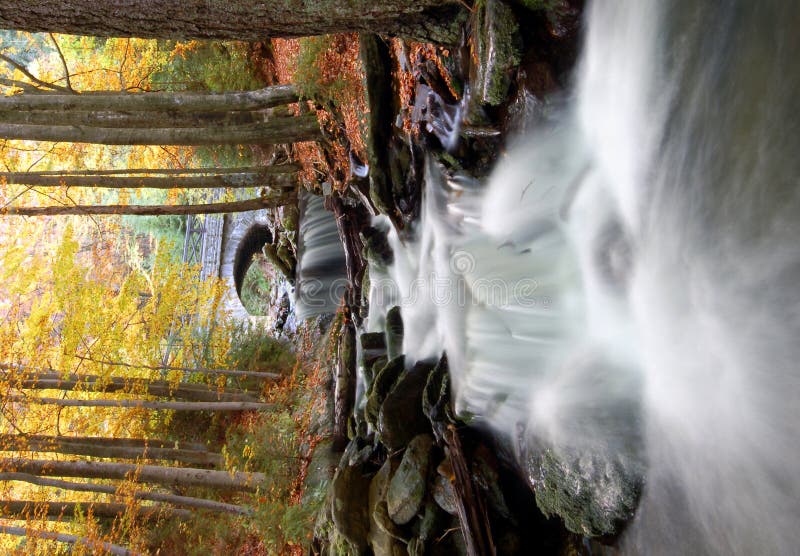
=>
[368,0,800,551]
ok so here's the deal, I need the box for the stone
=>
[471,0,521,107]
[361,225,394,267]
[387,434,434,525]
[361,331,387,351]
[366,356,404,428]
[432,465,458,516]
[368,459,407,556]
[331,459,372,554]
[422,355,454,441]
[378,361,434,451]
[385,306,404,360]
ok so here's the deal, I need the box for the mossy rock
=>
[471,0,522,106]
[365,356,405,428]
[530,446,643,537]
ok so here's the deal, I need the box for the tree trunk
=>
[10,395,271,412]
[3,458,265,491]
[1,360,281,382]
[2,194,294,216]
[9,166,288,176]
[0,434,206,452]
[0,434,224,466]
[0,108,279,129]
[0,113,321,145]
[12,372,260,402]
[0,473,251,515]
[0,85,298,113]
[0,525,133,556]
[0,169,297,189]
[0,1,465,44]
[0,500,191,520]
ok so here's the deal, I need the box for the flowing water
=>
[363,0,800,553]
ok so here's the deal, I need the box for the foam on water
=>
[367,0,800,552]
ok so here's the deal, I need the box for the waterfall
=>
[294,192,347,321]
[367,0,800,551]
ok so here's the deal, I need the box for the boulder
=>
[387,434,435,525]
[385,306,404,360]
[368,459,407,556]
[378,361,434,451]
[366,356,405,428]
[331,458,372,553]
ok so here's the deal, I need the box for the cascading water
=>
[294,192,348,320]
[366,0,800,552]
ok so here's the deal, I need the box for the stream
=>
[296,1,800,553]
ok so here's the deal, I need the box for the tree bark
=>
[0,500,191,520]
[0,525,133,556]
[10,395,272,412]
[2,458,265,491]
[2,194,294,216]
[0,433,206,452]
[0,1,465,44]
[0,85,298,113]
[9,166,287,176]
[0,473,251,515]
[0,434,224,466]
[0,108,277,129]
[0,169,297,189]
[0,113,321,145]
[1,360,281,382]
[11,372,260,402]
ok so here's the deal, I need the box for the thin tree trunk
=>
[0,85,298,113]
[1,360,281,382]
[3,458,265,491]
[12,372,260,402]
[0,500,191,520]
[10,166,289,177]
[0,113,321,145]
[0,473,252,515]
[0,434,224,466]
[0,169,297,189]
[0,1,465,44]
[10,395,272,412]
[0,434,206,452]
[0,525,134,556]
[0,109,278,129]
[2,194,294,216]
[69,358,283,380]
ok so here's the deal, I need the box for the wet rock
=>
[331,458,372,554]
[366,356,405,428]
[361,226,394,267]
[433,457,458,515]
[361,331,387,352]
[385,306,404,360]
[387,434,435,525]
[378,361,435,451]
[422,356,455,442]
[417,499,446,547]
[522,361,645,537]
[364,355,388,398]
[528,445,643,537]
[374,500,410,550]
[368,459,407,556]
[471,0,521,107]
